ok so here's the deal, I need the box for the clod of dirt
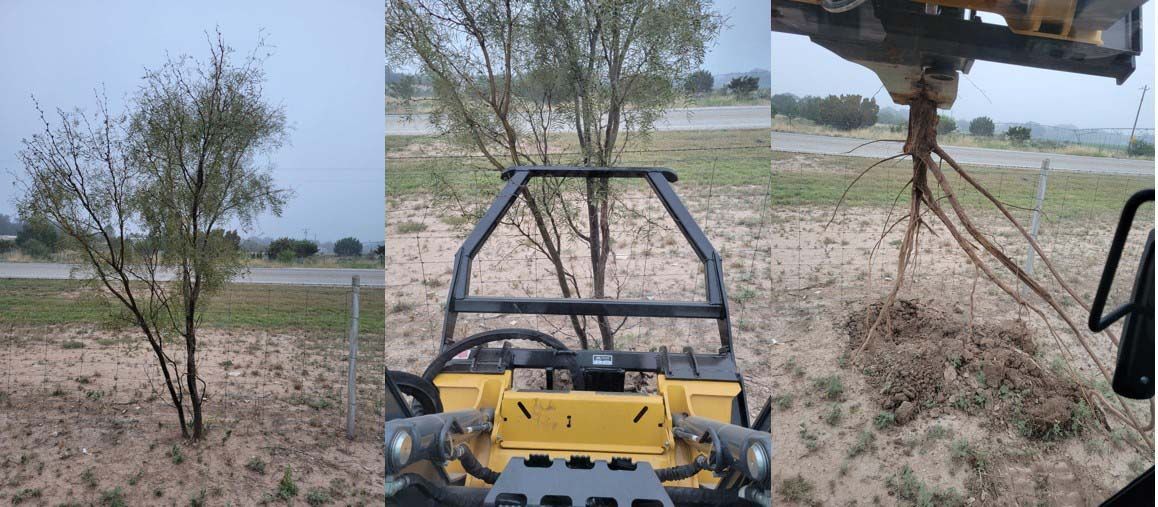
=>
[845,299,1099,440]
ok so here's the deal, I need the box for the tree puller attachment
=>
[771,0,1144,106]
[385,167,773,506]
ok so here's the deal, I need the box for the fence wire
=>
[0,281,385,441]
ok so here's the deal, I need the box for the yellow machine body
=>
[432,372,741,489]
[917,0,1103,44]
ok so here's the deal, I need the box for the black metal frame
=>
[440,167,734,353]
[434,167,747,424]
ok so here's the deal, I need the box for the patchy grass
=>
[778,474,817,505]
[0,279,386,335]
[848,429,876,458]
[873,411,896,430]
[394,221,428,234]
[812,374,844,401]
[885,465,966,507]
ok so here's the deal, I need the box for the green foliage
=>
[15,215,60,253]
[771,93,799,121]
[936,115,957,135]
[796,94,878,130]
[169,444,185,464]
[873,411,895,429]
[16,33,289,440]
[100,487,126,507]
[824,404,843,426]
[333,236,363,257]
[848,429,876,458]
[18,238,50,258]
[395,221,427,234]
[277,467,299,500]
[306,487,332,506]
[684,69,714,95]
[1006,125,1032,144]
[799,423,820,454]
[12,488,42,504]
[726,76,760,97]
[778,474,815,504]
[387,73,419,101]
[1128,138,1155,157]
[886,465,965,507]
[812,374,844,400]
[969,116,995,136]
[268,237,319,260]
[246,456,267,474]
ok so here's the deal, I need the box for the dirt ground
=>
[0,325,384,506]
[385,174,1153,505]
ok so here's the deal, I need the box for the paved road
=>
[773,131,1155,176]
[387,105,772,136]
[0,262,385,287]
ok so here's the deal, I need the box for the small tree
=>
[684,70,713,95]
[726,76,759,98]
[17,33,288,439]
[294,240,318,258]
[771,93,799,122]
[936,115,957,135]
[1006,125,1032,144]
[969,116,995,137]
[333,237,363,257]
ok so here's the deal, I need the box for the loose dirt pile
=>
[845,299,1099,440]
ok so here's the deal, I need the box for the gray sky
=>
[704,0,771,74]
[0,0,384,244]
[772,4,1155,129]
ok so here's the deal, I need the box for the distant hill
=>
[715,69,770,90]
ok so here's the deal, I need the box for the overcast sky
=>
[772,3,1155,129]
[0,0,383,244]
[705,0,771,74]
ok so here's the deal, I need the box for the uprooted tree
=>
[386,0,722,350]
[834,91,1153,450]
[17,33,289,439]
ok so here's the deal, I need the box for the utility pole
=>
[1128,85,1148,148]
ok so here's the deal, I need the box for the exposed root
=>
[842,91,1152,450]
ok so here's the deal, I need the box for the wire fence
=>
[0,279,386,441]
[386,142,1152,419]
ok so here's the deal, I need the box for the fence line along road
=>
[388,105,772,136]
[0,262,386,287]
[773,131,1156,176]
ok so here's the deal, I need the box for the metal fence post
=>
[1020,159,1049,297]
[346,275,360,439]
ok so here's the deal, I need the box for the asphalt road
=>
[773,131,1155,176]
[386,105,772,136]
[0,262,385,287]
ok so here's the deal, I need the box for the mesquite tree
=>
[386,0,721,350]
[17,33,288,439]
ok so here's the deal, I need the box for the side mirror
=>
[1089,189,1154,400]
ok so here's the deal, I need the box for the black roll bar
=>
[439,166,734,354]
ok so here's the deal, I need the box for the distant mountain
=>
[714,69,770,90]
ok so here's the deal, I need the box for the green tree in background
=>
[1006,125,1032,144]
[726,75,759,98]
[684,69,713,95]
[937,115,957,135]
[771,93,799,123]
[969,116,995,137]
[334,237,363,257]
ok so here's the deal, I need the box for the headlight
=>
[745,441,769,481]
[388,430,413,471]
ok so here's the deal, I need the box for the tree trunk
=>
[586,177,615,350]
